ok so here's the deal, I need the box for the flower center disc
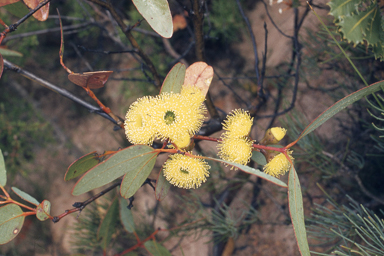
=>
[164,110,176,125]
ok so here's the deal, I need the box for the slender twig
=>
[52,181,121,223]
[3,22,92,43]
[3,59,118,125]
[236,0,260,87]
[86,0,162,87]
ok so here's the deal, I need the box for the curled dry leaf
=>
[23,0,50,21]
[0,0,20,8]
[173,14,187,32]
[184,62,214,97]
[68,71,113,89]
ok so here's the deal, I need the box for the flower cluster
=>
[217,109,254,167]
[125,85,210,189]
[263,150,294,177]
[124,86,206,149]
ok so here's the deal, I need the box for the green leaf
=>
[288,166,310,256]
[119,198,135,233]
[65,151,101,181]
[98,198,119,250]
[155,169,171,201]
[0,149,6,187]
[251,151,267,165]
[328,0,358,19]
[132,0,173,38]
[206,157,287,188]
[11,187,39,206]
[72,145,157,196]
[160,63,186,94]
[120,151,157,199]
[0,204,25,245]
[0,48,23,57]
[144,240,171,256]
[338,3,382,46]
[36,200,51,221]
[2,1,29,18]
[296,81,384,141]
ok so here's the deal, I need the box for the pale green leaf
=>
[36,200,51,221]
[0,204,25,244]
[155,169,171,201]
[328,0,358,19]
[98,198,119,250]
[160,63,186,94]
[0,149,6,187]
[120,151,157,198]
[119,198,135,233]
[288,166,310,256]
[11,187,39,206]
[72,145,157,196]
[296,81,384,141]
[251,151,267,165]
[206,157,287,188]
[132,0,173,38]
[144,240,171,256]
[338,3,382,46]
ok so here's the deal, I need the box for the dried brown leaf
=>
[68,71,113,89]
[23,0,49,21]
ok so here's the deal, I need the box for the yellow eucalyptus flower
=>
[152,92,206,143]
[222,109,253,138]
[263,151,294,177]
[217,137,253,167]
[271,127,287,142]
[124,96,157,145]
[181,85,205,107]
[163,154,210,189]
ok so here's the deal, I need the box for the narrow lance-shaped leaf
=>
[155,169,171,201]
[72,145,157,196]
[11,187,39,206]
[0,204,25,245]
[119,198,135,233]
[205,157,287,188]
[0,149,6,187]
[160,63,186,94]
[132,0,173,38]
[98,198,119,250]
[295,81,384,142]
[288,166,310,256]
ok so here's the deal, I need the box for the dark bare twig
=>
[3,22,92,43]
[235,0,260,87]
[86,0,162,88]
[3,59,119,125]
[52,182,121,223]
[4,0,52,33]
